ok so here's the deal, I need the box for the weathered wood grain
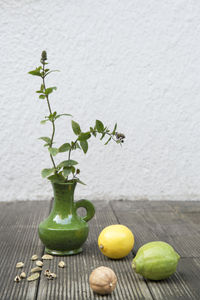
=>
[110,200,163,252]
[168,201,200,234]
[0,201,50,300]
[1,200,200,300]
[145,258,200,300]
[111,200,200,300]
[36,201,153,300]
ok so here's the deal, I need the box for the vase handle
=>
[74,199,95,222]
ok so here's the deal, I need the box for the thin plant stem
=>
[68,138,78,161]
[42,62,56,169]
[92,130,119,143]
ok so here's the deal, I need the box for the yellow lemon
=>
[98,224,134,259]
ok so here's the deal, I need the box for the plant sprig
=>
[29,51,125,184]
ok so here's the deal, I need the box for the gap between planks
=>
[34,199,53,300]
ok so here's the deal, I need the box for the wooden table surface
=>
[0,200,200,300]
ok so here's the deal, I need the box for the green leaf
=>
[76,178,86,185]
[112,123,117,134]
[48,147,58,156]
[61,113,73,117]
[100,132,106,140]
[39,137,51,144]
[41,168,55,178]
[71,141,76,150]
[75,142,81,149]
[55,113,72,120]
[58,143,71,153]
[40,120,48,124]
[39,95,46,99]
[104,137,111,145]
[45,70,60,76]
[71,166,75,174]
[28,67,42,77]
[48,113,54,121]
[63,167,72,177]
[57,160,78,169]
[78,132,91,141]
[71,120,81,135]
[96,120,104,133]
[47,173,66,183]
[91,131,97,137]
[80,140,88,154]
[45,87,57,95]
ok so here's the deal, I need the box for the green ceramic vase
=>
[38,180,95,256]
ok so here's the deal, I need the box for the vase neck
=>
[51,182,76,216]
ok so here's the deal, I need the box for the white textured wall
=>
[1,0,200,201]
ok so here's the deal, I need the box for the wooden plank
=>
[111,200,149,210]
[136,202,193,239]
[168,201,200,235]
[169,201,200,213]
[119,201,200,241]
[146,258,200,300]
[111,200,200,300]
[111,200,200,256]
[139,210,199,238]
[0,201,50,300]
[37,201,153,300]
[181,212,200,224]
[142,203,200,257]
[162,235,200,258]
[1,199,199,299]
[110,200,164,252]
[146,201,175,212]
[167,201,200,225]
[112,200,175,212]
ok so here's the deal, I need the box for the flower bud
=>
[115,132,125,140]
[41,50,47,62]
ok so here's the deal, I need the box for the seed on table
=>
[44,269,51,276]
[58,261,66,268]
[27,273,40,281]
[31,255,38,261]
[14,275,21,282]
[47,272,57,280]
[20,272,26,279]
[36,260,43,267]
[16,262,24,268]
[42,254,53,260]
[31,267,42,273]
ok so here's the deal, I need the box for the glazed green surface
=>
[132,241,180,280]
[38,181,95,255]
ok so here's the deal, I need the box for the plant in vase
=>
[29,51,125,256]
